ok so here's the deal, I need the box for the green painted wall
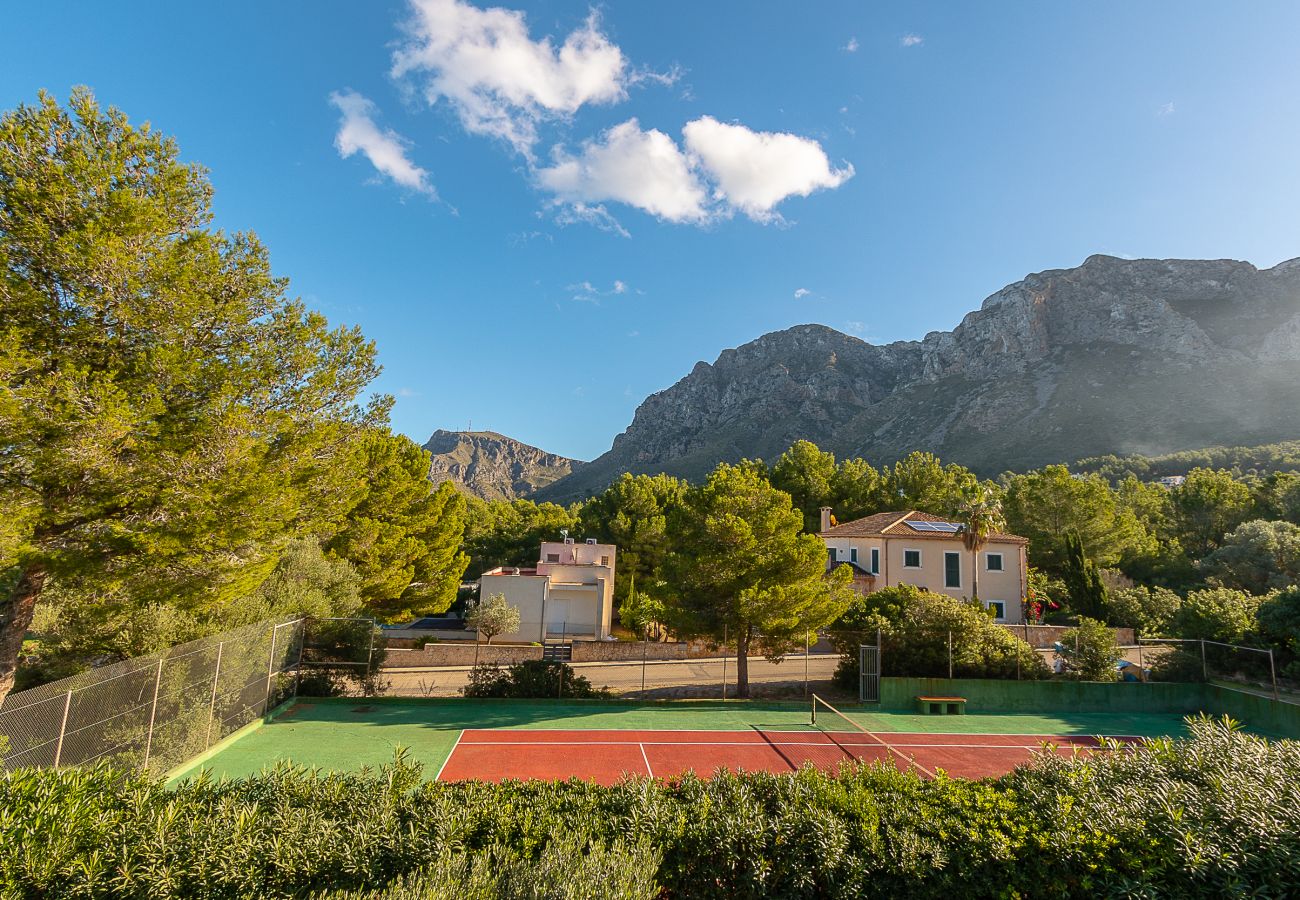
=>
[1201,685,1300,739]
[879,678,1300,738]
[880,678,1205,714]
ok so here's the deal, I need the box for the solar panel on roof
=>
[905,520,962,533]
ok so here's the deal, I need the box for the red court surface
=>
[435,729,1142,784]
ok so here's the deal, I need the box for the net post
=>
[1269,649,1279,701]
[142,657,164,771]
[1201,639,1207,681]
[206,641,225,748]
[810,694,816,726]
[52,689,72,768]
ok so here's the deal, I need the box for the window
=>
[850,547,858,563]
[903,549,921,568]
[829,547,838,561]
[944,551,961,589]
[546,553,560,563]
[600,556,610,567]
[986,601,1006,621]
[870,548,879,574]
[986,552,1004,572]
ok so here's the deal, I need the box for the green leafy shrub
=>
[1056,617,1121,681]
[1,718,1297,898]
[1105,585,1182,637]
[318,835,660,899]
[463,660,609,699]
[830,584,1047,685]
[1174,587,1260,642]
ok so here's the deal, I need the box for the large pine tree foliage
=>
[0,90,386,700]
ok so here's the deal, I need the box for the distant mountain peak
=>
[424,430,583,502]
[534,254,1300,502]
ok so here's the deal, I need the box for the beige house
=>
[818,509,1029,623]
[477,539,617,642]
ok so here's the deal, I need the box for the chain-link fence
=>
[0,615,386,776]
[1138,637,1291,699]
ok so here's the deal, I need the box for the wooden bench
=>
[916,695,966,715]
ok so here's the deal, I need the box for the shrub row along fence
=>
[0,616,384,776]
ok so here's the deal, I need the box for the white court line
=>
[434,729,465,781]
[639,742,654,777]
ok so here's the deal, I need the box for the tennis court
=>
[170,696,1186,784]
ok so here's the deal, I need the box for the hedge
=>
[2,717,1298,898]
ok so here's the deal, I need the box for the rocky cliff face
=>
[423,430,583,501]
[536,255,1300,501]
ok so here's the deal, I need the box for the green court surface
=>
[168,697,1192,784]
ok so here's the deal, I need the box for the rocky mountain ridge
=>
[423,430,583,501]
[534,254,1300,501]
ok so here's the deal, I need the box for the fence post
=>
[876,628,882,683]
[264,625,279,713]
[721,624,728,700]
[142,657,164,771]
[1269,649,1279,701]
[804,631,810,697]
[947,630,953,680]
[206,641,225,748]
[52,690,73,768]
[1201,639,1208,682]
[365,620,376,682]
[641,634,647,693]
[293,624,306,698]
[1137,641,1144,678]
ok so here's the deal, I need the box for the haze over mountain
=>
[533,254,1300,501]
[423,430,583,501]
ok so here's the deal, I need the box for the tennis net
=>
[810,693,934,777]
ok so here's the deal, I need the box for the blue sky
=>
[4,1,1299,461]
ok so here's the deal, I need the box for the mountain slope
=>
[536,254,1300,501]
[423,430,583,501]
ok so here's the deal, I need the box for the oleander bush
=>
[2,717,1297,898]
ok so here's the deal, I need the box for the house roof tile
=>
[819,510,1028,544]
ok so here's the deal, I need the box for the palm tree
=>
[958,491,1006,603]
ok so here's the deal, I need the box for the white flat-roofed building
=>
[477,538,616,641]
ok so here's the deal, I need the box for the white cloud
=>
[538,119,710,225]
[794,287,811,299]
[330,90,436,196]
[901,33,923,47]
[844,37,860,52]
[682,116,854,222]
[392,0,630,155]
[568,279,633,302]
[844,320,866,336]
[1157,101,1176,117]
[538,116,853,228]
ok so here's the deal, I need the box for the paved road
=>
[381,653,843,699]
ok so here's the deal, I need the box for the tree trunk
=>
[0,562,45,705]
[734,626,751,699]
[971,548,980,603]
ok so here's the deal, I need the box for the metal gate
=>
[859,644,880,703]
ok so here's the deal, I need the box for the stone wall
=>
[570,640,719,662]
[385,643,541,667]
